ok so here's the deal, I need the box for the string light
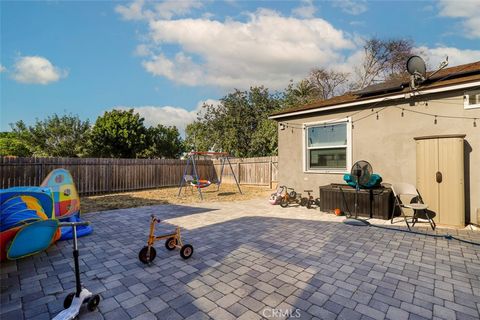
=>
[280,94,480,132]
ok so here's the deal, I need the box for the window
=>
[305,120,350,172]
[464,90,480,109]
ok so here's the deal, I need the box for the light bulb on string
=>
[401,109,404,117]
[474,119,477,127]
[434,116,437,125]
[376,112,379,120]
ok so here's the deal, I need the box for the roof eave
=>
[269,80,480,120]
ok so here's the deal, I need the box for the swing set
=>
[177,151,242,200]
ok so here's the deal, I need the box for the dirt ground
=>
[80,183,273,213]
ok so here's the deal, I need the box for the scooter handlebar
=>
[58,221,90,227]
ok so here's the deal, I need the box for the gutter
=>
[268,80,480,120]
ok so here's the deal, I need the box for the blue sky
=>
[1,0,479,133]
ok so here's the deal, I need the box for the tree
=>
[0,132,32,157]
[352,38,414,90]
[185,86,282,157]
[308,68,350,100]
[140,125,184,159]
[9,115,90,157]
[87,109,147,158]
[185,122,211,153]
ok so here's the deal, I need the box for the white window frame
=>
[302,117,352,174]
[464,89,480,109]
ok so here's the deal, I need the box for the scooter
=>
[53,221,100,320]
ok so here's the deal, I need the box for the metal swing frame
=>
[177,151,242,200]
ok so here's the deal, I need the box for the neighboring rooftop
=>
[270,60,480,119]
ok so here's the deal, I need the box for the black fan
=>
[343,160,373,226]
[350,160,373,188]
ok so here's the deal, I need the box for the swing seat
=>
[191,180,212,189]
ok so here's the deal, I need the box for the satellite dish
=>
[406,56,426,79]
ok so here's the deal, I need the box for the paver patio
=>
[1,199,480,320]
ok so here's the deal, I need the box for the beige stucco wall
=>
[277,90,480,224]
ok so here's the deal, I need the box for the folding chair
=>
[391,183,436,230]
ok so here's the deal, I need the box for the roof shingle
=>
[271,61,480,118]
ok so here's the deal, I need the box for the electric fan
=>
[343,160,373,226]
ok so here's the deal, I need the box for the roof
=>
[270,61,480,119]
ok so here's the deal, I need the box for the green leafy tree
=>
[9,115,90,157]
[186,86,282,157]
[87,109,147,158]
[140,125,184,158]
[0,132,32,157]
[184,122,211,154]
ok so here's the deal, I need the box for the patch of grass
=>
[81,183,273,213]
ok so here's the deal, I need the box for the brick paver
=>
[1,199,480,319]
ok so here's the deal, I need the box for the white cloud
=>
[116,0,202,21]
[292,0,317,18]
[11,56,67,84]
[133,7,353,89]
[134,44,152,57]
[438,0,480,38]
[0,64,6,73]
[333,0,368,15]
[414,46,480,68]
[114,99,221,134]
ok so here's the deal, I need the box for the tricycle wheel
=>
[306,201,312,209]
[87,294,100,311]
[180,244,193,259]
[280,198,288,208]
[300,198,308,207]
[165,237,177,251]
[64,292,75,309]
[315,198,321,207]
[138,246,156,264]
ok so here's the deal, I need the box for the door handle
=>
[436,171,442,183]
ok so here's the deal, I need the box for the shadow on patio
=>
[1,203,479,319]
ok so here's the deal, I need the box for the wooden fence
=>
[0,156,278,195]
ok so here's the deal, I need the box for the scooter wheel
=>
[180,244,193,259]
[64,292,75,309]
[138,246,156,264]
[87,294,100,311]
[165,237,177,251]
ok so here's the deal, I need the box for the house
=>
[269,60,480,227]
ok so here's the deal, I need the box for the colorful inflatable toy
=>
[0,187,61,261]
[40,169,92,240]
[0,168,92,261]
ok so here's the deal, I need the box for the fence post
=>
[269,158,273,189]
[237,161,241,184]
